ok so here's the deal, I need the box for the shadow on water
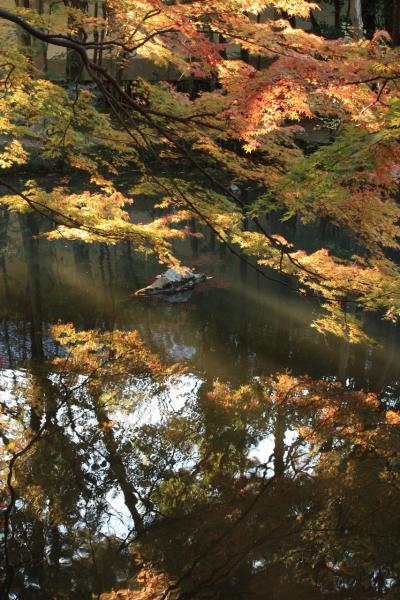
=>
[1,205,400,599]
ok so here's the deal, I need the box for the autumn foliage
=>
[0,0,399,339]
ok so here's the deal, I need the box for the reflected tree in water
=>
[1,327,400,598]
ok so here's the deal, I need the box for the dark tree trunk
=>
[384,0,393,33]
[274,405,286,477]
[362,0,376,38]
[19,213,44,361]
[393,0,400,44]
[334,0,342,29]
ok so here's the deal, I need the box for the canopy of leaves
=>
[0,2,399,339]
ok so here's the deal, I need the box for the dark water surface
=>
[1,208,400,599]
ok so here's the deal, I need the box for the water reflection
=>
[2,336,400,599]
[1,209,400,598]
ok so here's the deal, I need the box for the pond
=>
[1,205,400,599]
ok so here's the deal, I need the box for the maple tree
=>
[0,0,399,339]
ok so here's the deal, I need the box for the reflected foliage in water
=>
[2,333,400,599]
